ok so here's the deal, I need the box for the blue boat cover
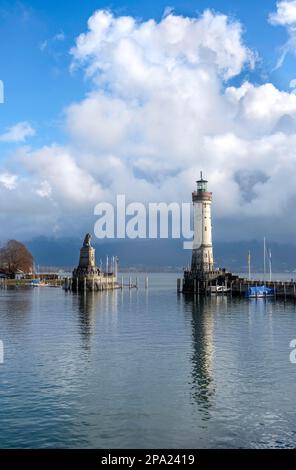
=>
[246,286,274,297]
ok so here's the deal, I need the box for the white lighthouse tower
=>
[191,172,214,277]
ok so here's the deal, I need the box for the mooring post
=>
[177,278,181,293]
[84,277,86,293]
[293,283,296,300]
[197,281,200,296]
[145,277,149,289]
[284,282,287,301]
[129,277,132,289]
[193,279,196,294]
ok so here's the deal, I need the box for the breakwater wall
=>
[178,277,296,300]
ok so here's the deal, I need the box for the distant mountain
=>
[25,236,296,273]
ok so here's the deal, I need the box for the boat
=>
[208,285,231,294]
[245,238,274,298]
[30,279,48,287]
[245,286,274,298]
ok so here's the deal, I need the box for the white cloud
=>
[39,31,65,52]
[35,180,52,198]
[54,31,65,41]
[0,172,17,190]
[3,9,296,241]
[269,1,296,68]
[0,121,35,143]
[71,9,254,82]
[269,0,296,25]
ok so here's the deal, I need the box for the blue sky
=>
[0,0,291,146]
[1,1,296,243]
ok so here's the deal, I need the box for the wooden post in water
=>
[197,281,200,296]
[84,277,87,293]
[284,282,287,301]
[177,278,181,293]
[193,279,196,294]
[293,283,296,300]
[145,277,149,289]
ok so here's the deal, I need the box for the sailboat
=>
[245,238,275,298]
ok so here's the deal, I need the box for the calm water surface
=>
[0,273,296,449]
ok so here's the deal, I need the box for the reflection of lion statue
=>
[83,233,92,247]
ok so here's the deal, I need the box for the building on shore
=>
[70,234,119,292]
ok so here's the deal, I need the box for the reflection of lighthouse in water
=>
[184,295,221,412]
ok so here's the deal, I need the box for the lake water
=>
[0,273,296,449]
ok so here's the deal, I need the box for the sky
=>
[1,0,296,243]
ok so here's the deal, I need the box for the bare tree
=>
[0,240,33,277]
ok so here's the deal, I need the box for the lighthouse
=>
[191,172,214,277]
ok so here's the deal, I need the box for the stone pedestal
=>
[71,233,118,292]
[79,245,96,269]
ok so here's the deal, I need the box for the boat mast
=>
[263,237,266,283]
[248,250,251,281]
[269,249,272,282]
